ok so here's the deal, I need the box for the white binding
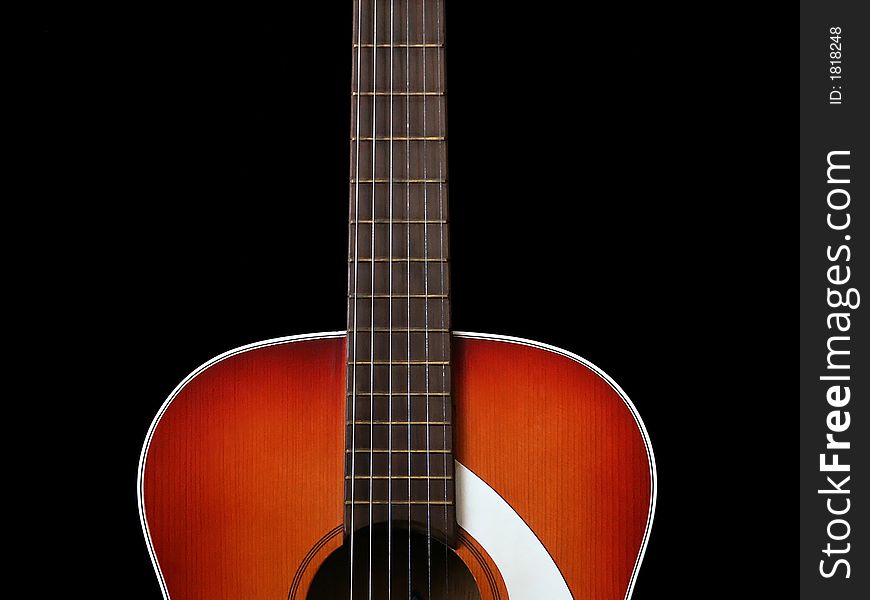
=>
[138,330,656,600]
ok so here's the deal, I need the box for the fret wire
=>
[347,449,452,453]
[388,1,394,583]
[346,399,450,404]
[423,2,433,578]
[347,475,452,479]
[350,258,447,262]
[352,91,444,96]
[437,0,451,575]
[351,178,446,183]
[347,421,450,425]
[404,3,414,579]
[349,0,362,583]
[352,137,445,141]
[350,294,448,298]
[355,327,449,332]
[354,43,444,48]
[349,220,448,224]
[367,0,377,588]
[348,360,449,365]
[346,392,450,396]
[347,397,450,402]
[346,501,453,505]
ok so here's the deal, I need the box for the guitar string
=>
[435,3,449,597]
[387,0,395,597]
[404,0,413,598]
[369,0,378,598]
[350,0,364,598]
[421,0,433,597]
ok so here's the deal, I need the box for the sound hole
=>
[307,525,481,600]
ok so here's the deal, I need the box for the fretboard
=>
[345,0,453,546]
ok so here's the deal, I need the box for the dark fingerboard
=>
[345,0,454,547]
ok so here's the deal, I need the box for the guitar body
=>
[140,332,655,600]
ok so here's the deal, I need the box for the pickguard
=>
[455,461,572,599]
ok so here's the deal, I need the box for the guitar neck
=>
[345,0,454,545]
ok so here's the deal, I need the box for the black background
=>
[29,4,792,598]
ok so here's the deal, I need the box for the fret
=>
[347,392,450,396]
[347,376,449,388]
[348,421,450,425]
[348,360,449,365]
[354,43,444,48]
[351,136,445,141]
[346,393,451,403]
[350,293,447,299]
[349,257,447,265]
[350,250,447,266]
[353,327,448,332]
[347,475,452,479]
[351,178,446,183]
[348,324,450,336]
[348,449,451,453]
[351,257,446,262]
[346,501,453,505]
[353,91,444,96]
[346,399,451,408]
[349,424,450,430]
[350,220,447,224]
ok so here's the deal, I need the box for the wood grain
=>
[453,336,652,599]
[142,337,347,600]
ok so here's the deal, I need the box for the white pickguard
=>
[455,461,573,599]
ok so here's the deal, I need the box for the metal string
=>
[387,0,395,598]
[349,0,364,598]
[435,3,449,597]
[421,1,433,598]
[369,1,379,598]
[404,1,413,598]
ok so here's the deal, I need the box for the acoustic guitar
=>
[138,2,656,598]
